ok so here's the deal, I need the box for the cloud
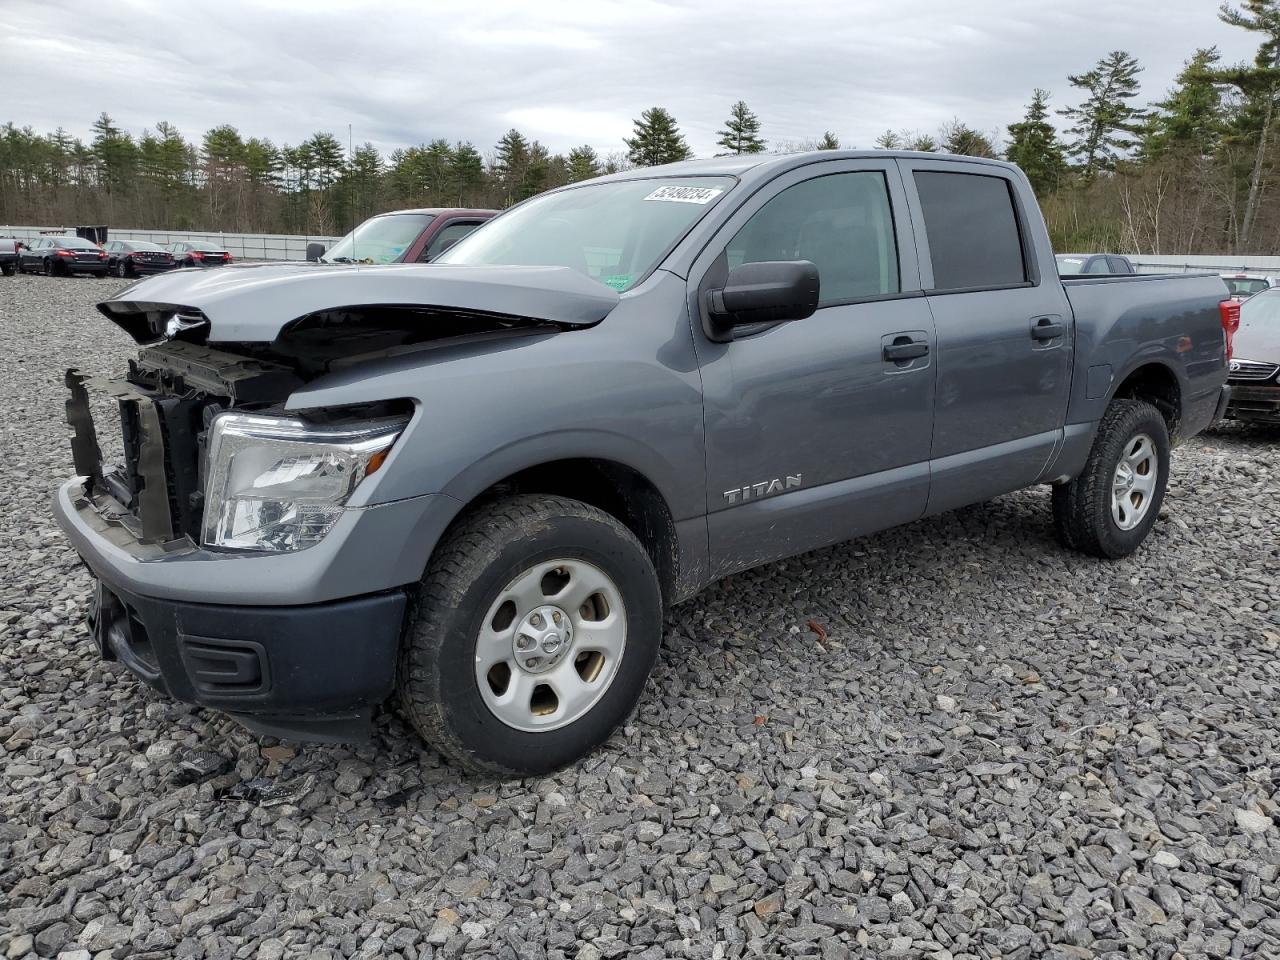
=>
[0,0,1260,160]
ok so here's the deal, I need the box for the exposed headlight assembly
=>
[202,412,405,553]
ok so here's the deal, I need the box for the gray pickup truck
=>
[55,151,1235,775]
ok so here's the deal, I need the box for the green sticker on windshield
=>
[602,274,632,290]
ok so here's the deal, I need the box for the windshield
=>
[1224,277,1270,297]
[1055,255,1088,275]
[323,213,434,263]
[438,177,735,290]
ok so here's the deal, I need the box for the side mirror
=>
[306,242,326,262]
[707,260,819,338]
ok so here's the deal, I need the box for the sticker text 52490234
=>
[643,186,724,204]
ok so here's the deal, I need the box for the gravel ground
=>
[2,274,1279,960]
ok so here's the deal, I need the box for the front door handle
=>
[1031,317,1065,341]
[883,340,929,362]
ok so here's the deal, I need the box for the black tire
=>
[0,263,13,277]
[1052,399,1170,559]
[112,260,127,278]
[42,259,54,277]
[398,495,663,777]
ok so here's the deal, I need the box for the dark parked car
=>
[104,240,177,278]
[0,238,20,276]
[18,235,109,276]
[166,241,233,267]
[1224,286,1280,423]
[58,151,1233,775]
[308,208,498,264]
[1056,253,1135,275]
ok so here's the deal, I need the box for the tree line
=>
[2,2,1279,254]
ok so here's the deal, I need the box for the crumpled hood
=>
[97,261,621,344]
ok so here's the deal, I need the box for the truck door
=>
[689,159,937,578]
[896,158,1074,515]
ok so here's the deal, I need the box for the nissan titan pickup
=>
[54,151,1235,776]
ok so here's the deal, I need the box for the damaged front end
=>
[65,342,304,547]
[70,272,601,547]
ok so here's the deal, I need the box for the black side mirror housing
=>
[305,242,326,262]
[706,260,819,339]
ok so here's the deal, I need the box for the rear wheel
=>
[398,495,663,777]
[1052,399,1170,558]
[0,263,13,277]
[42,259,54,277]
[112,260,128,278]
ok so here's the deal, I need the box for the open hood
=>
[97,262,621,344]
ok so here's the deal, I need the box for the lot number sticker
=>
[643,186,723,204]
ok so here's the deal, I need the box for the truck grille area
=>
[65,343,300,545]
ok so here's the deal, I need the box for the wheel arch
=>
[435,453,686,608]
[1108,358,1183,441]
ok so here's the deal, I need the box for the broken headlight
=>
[201,412,404,553]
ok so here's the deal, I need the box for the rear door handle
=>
[883,340,929,362]
[1031,317,1065,341]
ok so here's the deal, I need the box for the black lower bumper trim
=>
[86,570,408,741]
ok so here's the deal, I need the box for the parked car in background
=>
[1224,286,1280,423]
[1220,273,1272,301]
[1056,253,1135,275]
[307,208,498,264]
[18,235,108,276]
[58,150,1233,775]
[166,241,233,267]
[0,238,20,276]
[104,240,177,278]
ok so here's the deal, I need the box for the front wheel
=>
[0,263,13,276]
[112,260,128,278]
[1052,399,1170,558]
[398,495,663,777]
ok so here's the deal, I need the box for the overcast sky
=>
[2,0,1262,160]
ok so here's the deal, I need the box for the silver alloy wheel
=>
[475,558,627,732]
[1110,432,1158,531]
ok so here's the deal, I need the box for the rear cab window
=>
[913,170,1027,291]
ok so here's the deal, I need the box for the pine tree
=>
[1006,90,1069,196]
[91,113,137,193]
[1059,50,1148,180]
[452,141,485,203]
[625,107,692,166]
[941,120,997,158]
[567,145,601,182]
[816,131,840,150]
[715,101,766,154]
[1141,49,1225,160]
[1209,2,1280,249]
[874,130,902,150]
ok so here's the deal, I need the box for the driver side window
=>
[725,172,899,306]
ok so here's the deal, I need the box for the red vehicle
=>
[307,208,498,264]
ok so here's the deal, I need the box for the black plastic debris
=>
[170,750,233,786]
[214,774,315,807]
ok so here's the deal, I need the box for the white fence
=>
[1129,255,1280,278]
[0,225,343,261]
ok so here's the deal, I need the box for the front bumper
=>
[54,477,458,606]
[1226,380,1280,422]
[87,571,406,740]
